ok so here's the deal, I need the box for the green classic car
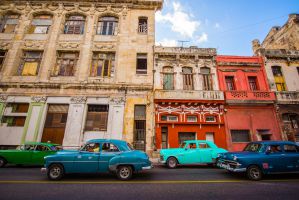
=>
[159,140,227,168]
[0,142,59,167]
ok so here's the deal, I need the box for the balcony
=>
[154,90,224,101]
[276,91,299,104]
[225,91,276,103]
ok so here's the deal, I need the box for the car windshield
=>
[127,143,134,151]
[179,142,186,148]
[244,143,262,152]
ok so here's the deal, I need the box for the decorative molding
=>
[31,96,47,103]
[94,43,115,50]
[58,42,80,49]
[0,42,11,50]
[23,41,45,49]
[70,96,87,104]
[0,95,8,103]
[109,97,125,105]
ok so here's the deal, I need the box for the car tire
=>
[117,165,133,181]
[247,165,262,181]
[0,157,7,168]
[47,164,64,180]
[167,157,178,169]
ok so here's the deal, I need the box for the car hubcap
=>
[250,168,260,179]
[169,159,176,167]
[50,167,61,178]
[120,167,130,179]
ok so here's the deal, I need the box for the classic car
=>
[0,142,59,167]
[217,141,299,180]
[159,140,227,168]
[41,139,152,181]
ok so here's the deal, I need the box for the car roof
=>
[250,141,297,145]
[23,142,58,146]
[87,139,127,145]
[184,140,214,143]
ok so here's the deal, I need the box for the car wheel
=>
[167,157,178,169]
[117,165,133,181]
[47,164,64,180]
[0,157,7,168]
[247,165,262,181]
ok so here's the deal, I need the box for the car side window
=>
[198,143,210,149]
[267,145,282,153]
[24,144,35,151]
[102,143,120,152]
[283,145,298,153]
[35,145,50,151]
[81,143,100,153]
[186,143,197,149]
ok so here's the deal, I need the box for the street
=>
[1,164,299,200]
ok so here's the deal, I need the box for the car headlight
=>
[233,156,238,161]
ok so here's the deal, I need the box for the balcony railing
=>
[276,91,299,103]
[225,91,276,101]
[154,90,224,101]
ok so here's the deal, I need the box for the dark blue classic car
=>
[41,139,152,181]
[217,141,299,180]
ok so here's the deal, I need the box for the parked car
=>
[0,142,59,167]
[41,139,152,181]
[217,141,299,180]
[159,140,227,168]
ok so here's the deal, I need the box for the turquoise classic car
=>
[41,139,152,181]
[159,140,227,168]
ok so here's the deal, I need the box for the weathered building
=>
[217,56,281,151]
[252,13,299,142]
[0,0,163,155]
[154,46,227,150]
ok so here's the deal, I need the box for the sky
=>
[155,0,299,56]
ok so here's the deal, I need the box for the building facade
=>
[252,14,299,142]
[217,56,281,151]
[0,0,163,155]
[154,46,227,150]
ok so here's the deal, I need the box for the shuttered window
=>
[201,67,213,90]
[231,130,250,143]
[28,15,52,34]
[17,51,43,76]
[271,66,286,91]
[54,52,79,76]
[182,67,193,90]
[163,66,174,90]
[85,105,109,131]
[90,52,115,77]
[64,15,85,34]
[0,14,19,33]
[248,76,258,91]
[225,76,235,91]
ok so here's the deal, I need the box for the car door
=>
[197,142,213,163]
[13,144,35,164]
[179,142,200,164]
[282,144,299,172]
[73,142,100,173]
[264,144,285,173]
[98,142,120,172]
[31,145,54,165]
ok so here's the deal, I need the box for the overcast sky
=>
[155,0,299,55]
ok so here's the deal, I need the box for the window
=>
[81,143,100,152]
[9,103,29,113]
[136,53,147,74]
[267,145,282,153]
[1,116,26,126]
[97,16,118,35]
[198,143,210,148]
[257,130,271,141]
[187,142,197,149]
[271,66,286,91]
[0,50,6,70]
[0,14,19,33]
[178,132,196,145]
[17,51,43,76]
[201,67,213,90]
[44,104,69,128]
[134,105,146,151]
[163,66,174,90]
[161,127,168,149]
[35,145,50,151]
[138,17,148,34]
[248,76,258,91]
[90,52,115,77]
[205,132,214,142]
[85,105,109,131]
[0,103,29,127]
[64,15,85,34]
[54,52,79,76]
[205,116,216,122]
[28,15,52,34]
[187,116,197,122]
[182,67,193,90]
[283,145,298,153]
[161,115,178,122]
[225,76,235,91]
[282,113,299,129]
[102,143,119,152]
[231,130,250,143]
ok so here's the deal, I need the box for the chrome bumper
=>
[142,165,153,170]
[41,167,47,174]
[217,161,246,172]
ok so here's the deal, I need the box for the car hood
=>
[220,151,259,160]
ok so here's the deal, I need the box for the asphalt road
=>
[1,164,299,200]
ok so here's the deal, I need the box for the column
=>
[107,97,125,140]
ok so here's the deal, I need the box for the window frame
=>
[97,16,118,35]
[28,15,53,34]
[182,67,194,90]
[90,52,115,77]
[186,115,197,122]
[0,50,7,70]
[231,130,251,143]
[17,51,43,76]
[248,76,259,91]
[0,14,20,33]
[225,76,235,91]
[138,17,148,34]
[64,15,85,35]
[136,53,147,75]
[54,51,79,76]
[201,67,213,90]
[205,115,216,122]
[84,104,109,132]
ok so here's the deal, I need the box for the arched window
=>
[97,16,118,35]
[28,14,52,34]
[64,15,85,34]
[163,66,174,90]
[200,67,213,90]
[0,13,20,33]
[182,67,193,90]
[271,66,286,91]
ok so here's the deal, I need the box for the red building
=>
[216,56,282,151]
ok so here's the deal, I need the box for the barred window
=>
[85,105,109,131]
[231,130,250,143]
[90,52,115,77]
[54,52,79,76]
[0,50,7,70]
[248,76,258,91]
[225,76,235,91]
[138,17,148,34]
[136,53,147,74]
[0,14,19,33]
[97,16,118,35]
[163,66,174,90]
[17,51,43,76]
[182,67,193,90]
[28,15,52,34]
[64,15,85,34]
[201,67,213,90]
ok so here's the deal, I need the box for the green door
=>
[12,144,35,164]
